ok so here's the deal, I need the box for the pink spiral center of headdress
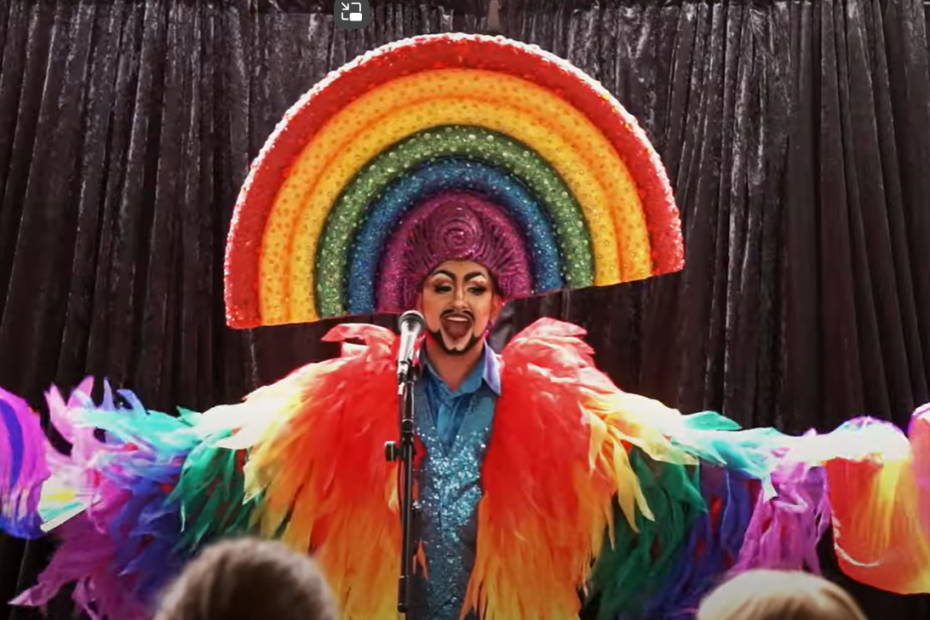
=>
[378,191,533,312]
[433,205,481,253]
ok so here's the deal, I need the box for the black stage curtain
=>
[497,0,930,618]
[0,0,929,618]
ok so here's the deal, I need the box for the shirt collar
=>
[422,341,501,396]
[482,345,502,395]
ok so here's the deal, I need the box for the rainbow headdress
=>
[223,34,684,327]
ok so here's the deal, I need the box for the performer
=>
[2,34,930,620]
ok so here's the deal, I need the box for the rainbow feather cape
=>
[1,319,929,620]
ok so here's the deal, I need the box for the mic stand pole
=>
[385,362,420,615]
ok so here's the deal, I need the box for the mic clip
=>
[397,360,420,391]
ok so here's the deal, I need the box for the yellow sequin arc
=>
[259,69,652,324]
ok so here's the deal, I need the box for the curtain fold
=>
[500,0,930,617]
[0,2,489,619]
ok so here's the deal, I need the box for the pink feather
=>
[0,388,51,538]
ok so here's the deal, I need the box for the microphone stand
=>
[385,360,420,614]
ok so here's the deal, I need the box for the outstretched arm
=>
[0,378,242,619]
[474,317,930,620]
[0,322,406,620]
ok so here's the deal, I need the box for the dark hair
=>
[697,570,868,620]
[154,538,338,620]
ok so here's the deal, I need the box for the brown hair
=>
[154,538,338,620]
[697,570,868,620]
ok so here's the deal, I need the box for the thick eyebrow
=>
[429,270,489,282]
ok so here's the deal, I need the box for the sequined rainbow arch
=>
[223,34,684,328]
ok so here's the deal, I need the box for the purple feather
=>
[0,388,50,538]
[730,456,831,575]
[13,514,146,620]
[911,405,930,538]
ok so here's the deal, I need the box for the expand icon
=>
[335,0,372,29]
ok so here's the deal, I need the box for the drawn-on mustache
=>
[440,309,474,321]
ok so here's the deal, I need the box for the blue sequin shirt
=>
[410,343,500,620]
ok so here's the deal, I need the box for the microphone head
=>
[398,310,426,331]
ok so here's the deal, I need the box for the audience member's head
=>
[697,570,868,620]
[155,538,338,620]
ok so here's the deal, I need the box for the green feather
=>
[168,432,262,552]
[589,449,705,620]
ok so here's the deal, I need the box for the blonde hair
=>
[155,538,338,620]
[697,570,868,620]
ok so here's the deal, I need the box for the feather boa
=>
[1,319,929,620]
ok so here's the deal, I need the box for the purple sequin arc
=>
[379,191,533,312]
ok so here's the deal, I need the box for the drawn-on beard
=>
[432,308,482,355]
[427,328,482,356]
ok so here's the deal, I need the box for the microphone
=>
[396,310,426,384]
